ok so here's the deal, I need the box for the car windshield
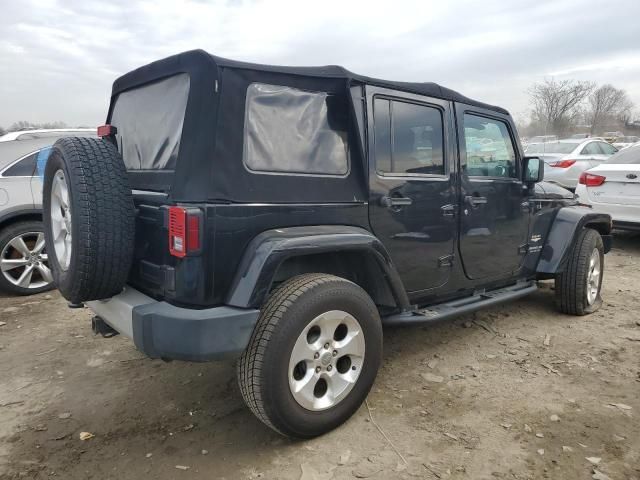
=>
[526,142,578,154]
[605,145,640,164]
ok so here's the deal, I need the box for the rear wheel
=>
[237,273,382,438]
[555,228,604,315]
[0,221,54,295]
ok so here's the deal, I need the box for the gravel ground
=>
[0,234,638,480]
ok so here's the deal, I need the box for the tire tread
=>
[237,273,349,435]
[44,137,135,303]
[555,228,603,315]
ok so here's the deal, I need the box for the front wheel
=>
[237,273,382,438]
[555,228,604,315]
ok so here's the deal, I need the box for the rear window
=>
[243,83,349,176]
[605,144,640,164]
[110,73,190,170]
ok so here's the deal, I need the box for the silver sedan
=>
[525,139,618,190]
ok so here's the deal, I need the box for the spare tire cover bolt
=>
[315,366,321,373]
[314,352,319,359]
[327,365,333,371]
[332,350,338,357]
[324,343,330,349]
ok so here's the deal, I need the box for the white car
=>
[0,128,95,294]
[575,143,640,231]
[526,139,618,190]
[611,136,639,150]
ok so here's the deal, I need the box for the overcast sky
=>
[1,0,639,127]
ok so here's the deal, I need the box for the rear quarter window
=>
[2,151,38,177]
[243,83,349,176]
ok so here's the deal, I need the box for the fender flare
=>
[536,206,612,274]
[0,208,42,229]
[225,225,410,310]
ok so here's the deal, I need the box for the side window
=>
[373,98,445,175]
[598,142,617,155]
[2,152,39,177]
[244,83,349,176]
[463,114,517,178]
[374,99,392,173]
[581,143,601,155]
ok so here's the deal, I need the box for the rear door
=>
[456,106,530,280]
[1,151,38,210]
[367,87,456,293]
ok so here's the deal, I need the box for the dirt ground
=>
[0,235,638,480]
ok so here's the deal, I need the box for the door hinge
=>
[438,254,454,267]
[518,243,529,254]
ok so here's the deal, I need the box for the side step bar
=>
[383,281,537,326]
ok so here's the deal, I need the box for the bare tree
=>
[528,78,594,136]
[588,84,634,134]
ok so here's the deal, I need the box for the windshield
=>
[526,142,578,154]
[605,145,640,164]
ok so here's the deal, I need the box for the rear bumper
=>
[574,190,640,225]
[543,167,580,190]
[86,287,260,362]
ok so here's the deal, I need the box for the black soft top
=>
[112,49,507,115]
[107,50,511,202]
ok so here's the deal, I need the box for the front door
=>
[367,87,456,293]
[456,107,530,280]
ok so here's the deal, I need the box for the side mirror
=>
[523,156,544,183]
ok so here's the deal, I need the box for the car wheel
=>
[555,228,604,315]
[237,273,382,438]
[0,220,54,295]
[42,137,135,303]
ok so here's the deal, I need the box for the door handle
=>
[464,195,487,208]
[441,204,456,217]
[380,196,413,208]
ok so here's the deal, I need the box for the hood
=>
[533,181,577,201]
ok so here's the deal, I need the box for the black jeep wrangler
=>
[42,50,612,438]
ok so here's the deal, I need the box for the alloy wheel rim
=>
[288,310,365,411]
[586,248,601,305]
[0,231,53,289]
[50,169,72,271]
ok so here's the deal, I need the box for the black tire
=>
[0,220,54,295]
[555,228,604,315]
[42,137,135,303]
[237,273,383,438]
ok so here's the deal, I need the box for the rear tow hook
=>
[91,316,119,338]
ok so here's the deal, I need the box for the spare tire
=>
[43,137,135,303]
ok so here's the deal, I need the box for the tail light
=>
[97,124,117,137]
[579,172,606,187]
[168,207,201,258]
[549,159,577,168]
